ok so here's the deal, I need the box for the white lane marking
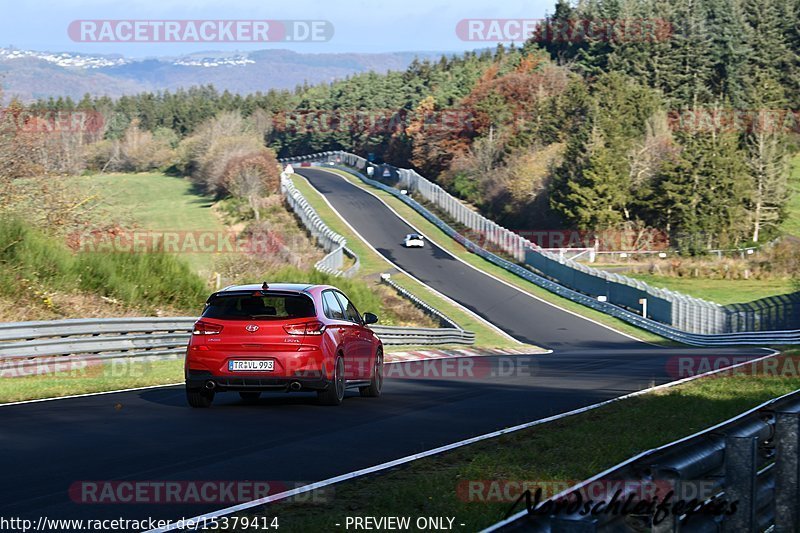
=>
[293,171,523,345]
[316,167,657,347]
[146,348,780,532]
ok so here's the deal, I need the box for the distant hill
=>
[0,47,445,102]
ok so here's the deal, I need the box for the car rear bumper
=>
[186,369,330,392]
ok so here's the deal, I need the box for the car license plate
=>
[229,359,274,372]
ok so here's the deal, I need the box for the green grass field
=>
[625,273,796,304]
[72,173,222,232]
[784,155,800,237]
[243,352,800,531]
[71,173,227,277]
[0,358,185,404]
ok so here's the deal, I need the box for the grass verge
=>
[0,358,184,404]
[291,175,532,351]
[624,273,795,305]
[241,352,800,531]
[0,216,208,315]
[323,168,669,345]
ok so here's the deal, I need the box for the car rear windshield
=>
[201,292,316,320]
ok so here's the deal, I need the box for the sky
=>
[0,0,555,56]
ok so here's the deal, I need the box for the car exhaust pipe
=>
[289,381,302,391]
[204,380,216,390]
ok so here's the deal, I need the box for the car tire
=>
[360,349,383,398]
[239,392,261,402]
[318,355,345,406]
[186,387,214,408]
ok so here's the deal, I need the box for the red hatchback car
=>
[185,282,384,407]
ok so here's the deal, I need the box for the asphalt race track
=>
[0,166,768,530]
[300,167,641,350]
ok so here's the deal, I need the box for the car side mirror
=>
[363,312,379,325]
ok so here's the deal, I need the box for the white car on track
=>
[403,233,425,248]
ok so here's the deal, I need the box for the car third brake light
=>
[283,321,326,335]
[192,321,224,335]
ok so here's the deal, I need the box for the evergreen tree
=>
[653,131,752,251]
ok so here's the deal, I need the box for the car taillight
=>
[283,321,326,336]
[193,321,223,335]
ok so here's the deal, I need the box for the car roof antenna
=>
[262,282,269,291]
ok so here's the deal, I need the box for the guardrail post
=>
[651,471,679,533]
[775,406,800,532]
[723,435,759,532]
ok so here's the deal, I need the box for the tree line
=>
[7,0,800,252]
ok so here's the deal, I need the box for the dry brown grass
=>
[375,284,438,328]
[596,238,800,282]
[0,290,191,322]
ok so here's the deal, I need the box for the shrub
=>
[84,120,176,172]
[178,111,280,198]
[0,216,208,314]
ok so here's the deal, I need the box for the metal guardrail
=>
[283,154,701,318]
[282,171,359,278]
[380,275,462,330]
[0,317,475,369]
[279,152,798,346]
[282,167,474,334]
[0,317,192,342]
[487,389,800,532]
[369,325,474,346]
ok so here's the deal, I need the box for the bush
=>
[0,216,208,314]
[74,252,207,312]
[635,237,800,281]
[84,120,177,173]
[0,217,74,291]
[178,111,280,199]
